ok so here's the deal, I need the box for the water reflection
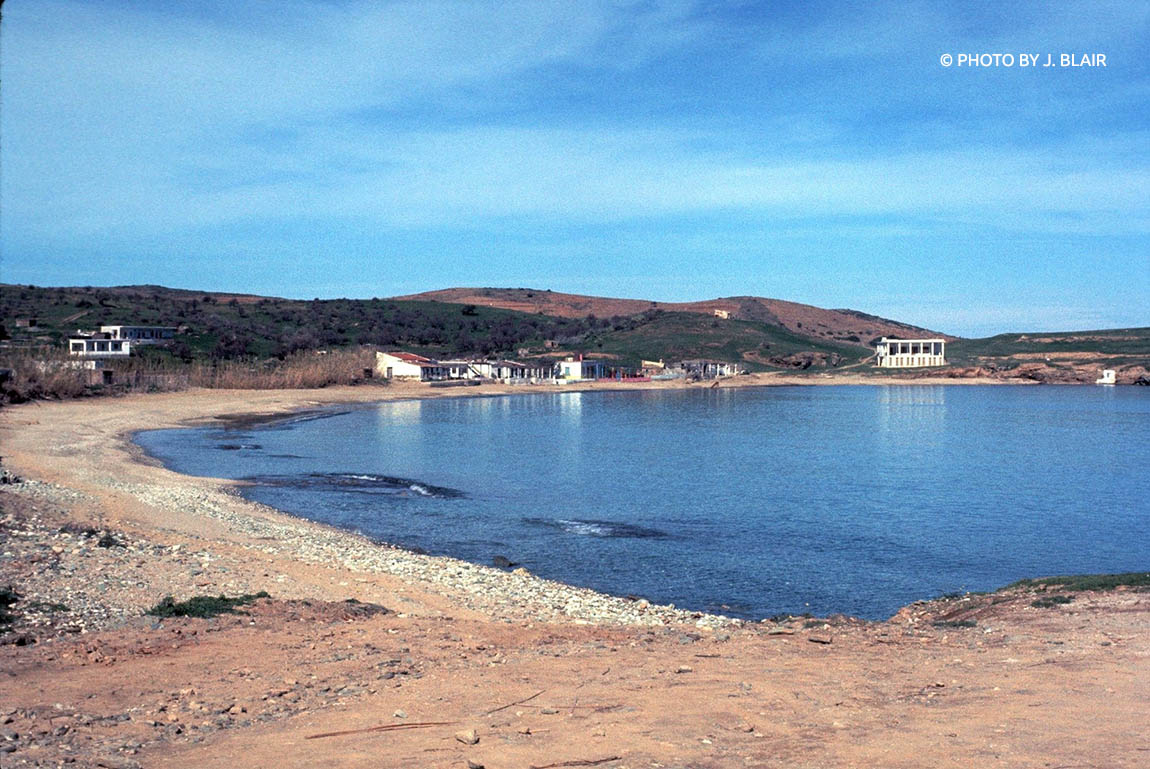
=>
[876,386,947,449]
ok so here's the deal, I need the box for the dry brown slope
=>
[394,287,950,343]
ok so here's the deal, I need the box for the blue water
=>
[134,386,1149,620]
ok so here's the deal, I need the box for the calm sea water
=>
[135,386,1149,620]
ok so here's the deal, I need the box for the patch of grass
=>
[0,586,19,626]
[590,311,867,370]
[932,619,978,628]
[146,591,270,619]
[1003,572,1150,593]
[1031,595,1076,609]
[947,328,1150,365]
[767,612,812,623]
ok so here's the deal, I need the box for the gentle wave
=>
[243,472,465,499]
[524,517,668,539]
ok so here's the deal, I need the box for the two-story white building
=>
[68,334,132,358]
[874,338,947,368]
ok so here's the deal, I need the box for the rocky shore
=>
[3,474,734,636]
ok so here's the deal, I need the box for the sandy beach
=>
[0,379,1146,768]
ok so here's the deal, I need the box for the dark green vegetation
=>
[0,284,604,361]
[948,328,1150,368]
[1004,572,1150,592]
[0,586,18,627]
[146,591,271,619]
[585,311,867,371]
[931,619,978,628]
[1031,595,1075,609]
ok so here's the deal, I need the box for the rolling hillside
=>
[0,284,928,369]
[393,287,947,345]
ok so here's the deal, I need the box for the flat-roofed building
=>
[99,325,177,344]
[68,334,132,358]
[874,338,947,368]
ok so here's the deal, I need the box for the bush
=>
[147,591,270,618]
[1031,595,1075,609]
[0,586,19,626]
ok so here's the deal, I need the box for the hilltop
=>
[394,287,945,344]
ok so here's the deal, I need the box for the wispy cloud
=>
[1,0,1146,334]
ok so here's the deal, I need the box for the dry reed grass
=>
[0,346,382,403]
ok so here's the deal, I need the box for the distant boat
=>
[1096,369,1116,385]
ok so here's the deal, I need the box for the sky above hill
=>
[1,0,1147,336]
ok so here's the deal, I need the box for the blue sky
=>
[1,0,1146,336]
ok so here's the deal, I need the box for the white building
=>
[68,335,132,358]
[874,338,947,368]
[375,351,449,381]
[99,325,177,345]
[557,356,606,380]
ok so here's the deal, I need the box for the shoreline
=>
[0,374,1133,630]
[0,374,1112,632]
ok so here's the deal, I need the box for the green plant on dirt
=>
[1004,572,1150,593]
[146,591,271,619]
[0,586,19,627]
[1031,595,1076,609]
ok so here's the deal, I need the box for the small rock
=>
[539,708,559,715]
[467,761,485,769]
[767,627,794,635]
[393,710,407,719]
[808,635,833,645]
[511,567,530,577]
[517,726,531,735]
[676,665,693,673]
[454,729,479,745]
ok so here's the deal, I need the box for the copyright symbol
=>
[940,53,952,67]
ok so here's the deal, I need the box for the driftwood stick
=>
[519,702,617,710]
[484,689,546,716]
[305,721,455,740]
[529,756,622,769]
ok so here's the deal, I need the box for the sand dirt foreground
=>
[0,380,1146,768]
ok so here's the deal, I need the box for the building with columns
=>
[874,338,947,368]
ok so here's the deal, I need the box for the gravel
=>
[2,477,738,637]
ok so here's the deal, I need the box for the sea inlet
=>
[135,385,1149,620]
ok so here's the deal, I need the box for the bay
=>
[134,385,1149,620]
